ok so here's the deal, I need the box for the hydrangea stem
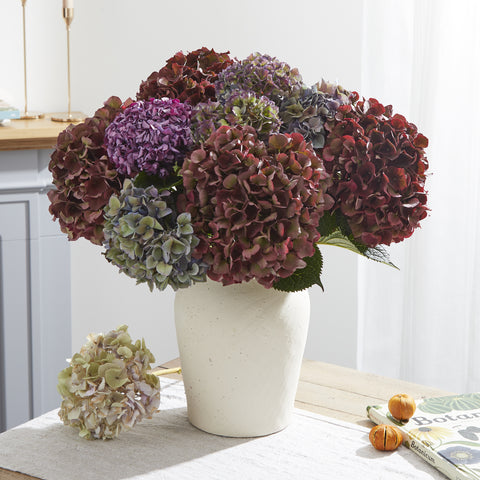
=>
[152,367,182,376]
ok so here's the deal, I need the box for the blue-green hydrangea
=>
[222,91,281,139]
[103,179,207,291]
[191,92,281,143]
[280,81,351,149]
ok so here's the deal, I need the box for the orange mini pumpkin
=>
[388,393,416,421]
[369,424,403,451]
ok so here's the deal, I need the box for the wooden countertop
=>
[0,359,453,480]
[0,114,84,152]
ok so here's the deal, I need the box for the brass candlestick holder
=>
[19,0,44,120]
[51,7,85,123]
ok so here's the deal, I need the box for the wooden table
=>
[159,358,452,428]
[0,114,84,151]
[0,359,452,480]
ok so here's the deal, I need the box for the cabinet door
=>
[0,198,31,430]
[0,149,71,432]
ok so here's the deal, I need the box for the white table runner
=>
[0,378,445,480]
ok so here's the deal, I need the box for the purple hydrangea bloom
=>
[215,52,304,106]
[190,100,220,144]
[105,98,192,178]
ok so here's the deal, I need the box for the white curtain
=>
[357,0,480,393]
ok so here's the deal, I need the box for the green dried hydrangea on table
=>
[57,325,160,440]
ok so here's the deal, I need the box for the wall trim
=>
[0,183,54,195]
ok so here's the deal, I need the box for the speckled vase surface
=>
[174,279,310,437]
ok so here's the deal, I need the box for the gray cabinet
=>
[0,148,71,432]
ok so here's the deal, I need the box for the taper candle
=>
[18,0,44,119]
[51,0,85,123]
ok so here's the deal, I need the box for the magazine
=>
[367,393,480,480]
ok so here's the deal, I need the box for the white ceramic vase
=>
[174,279,310,437]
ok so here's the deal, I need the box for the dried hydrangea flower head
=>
[215,52,304,106]
[137,47,233,105]
[104,179,208,291]
[280,81,351,149]
[46,47,430,294]
[57,325,160,440]
[48,96,124,245]
[321,94,429,247]
[191,92,281,143]
[104,98,193,178]
[222,92,281,138]
[180,125,333,287]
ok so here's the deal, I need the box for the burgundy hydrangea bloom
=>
[137,47,233,106]
[321,93,429,247]
[48,96,125,245]
[179,125,333,287]
[104,98,192,178]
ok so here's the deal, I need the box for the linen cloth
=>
[0,378,445,480]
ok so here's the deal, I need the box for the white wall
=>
[1,0,364,367]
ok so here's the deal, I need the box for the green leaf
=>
[273,247,324,292]
[133,172,183,191]
[363,245,399,269]
[317,230,363,253]
[317,211,341,237]
[318,211,352,237]
[318,230,398,269]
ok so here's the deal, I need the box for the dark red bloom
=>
[136,47,233,106]
[179,125,333,287]
[48,97,125,245]
[321,94,429,247]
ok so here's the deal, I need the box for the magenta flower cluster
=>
[104,98,192,178]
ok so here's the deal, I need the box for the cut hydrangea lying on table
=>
[57,325,160,440]
[48,47,429,293]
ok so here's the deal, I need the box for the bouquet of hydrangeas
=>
[48,47,429,293]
